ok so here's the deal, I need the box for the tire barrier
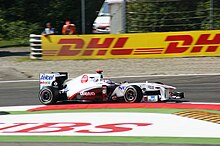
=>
[29,34,42,59]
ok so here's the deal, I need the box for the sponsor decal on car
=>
[81,75,88,83]
[147,95,159,102]
[80,91,96,96]
[40,81,51,84]
[148,85,155,89]
[119,86,126,90]
[40,74,55,80]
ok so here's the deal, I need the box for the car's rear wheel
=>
[39,87,59,105]
[124,85,143,103]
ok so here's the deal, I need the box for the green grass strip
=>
[0,136,219,144]
[0,40,28,48]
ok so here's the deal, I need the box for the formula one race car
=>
[39,70,185,105]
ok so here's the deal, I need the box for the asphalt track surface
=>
[0,75,220,146]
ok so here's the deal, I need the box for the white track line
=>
[187,102,220,105]
[0,105,43,111]
[0,80,38,83]
[0,73,220,83]
[108,73,220,79]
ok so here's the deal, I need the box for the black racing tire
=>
[39,86,59,105]
[124,85,143,103]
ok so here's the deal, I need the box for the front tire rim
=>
[125,88,137,102]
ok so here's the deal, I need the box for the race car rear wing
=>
[39,72,68,90]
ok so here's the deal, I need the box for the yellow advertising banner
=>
[41,30,220,60]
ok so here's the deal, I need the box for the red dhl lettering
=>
[58,39,84,48]
[57,37,130,56]
[44,33,220,57]
[58,37,129,48]
[87,38,114,48]
[165,35,193,53]
[165,34,220,54]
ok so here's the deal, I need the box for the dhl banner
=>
[42,30,220,60]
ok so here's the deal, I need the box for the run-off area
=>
[0,112,219,137]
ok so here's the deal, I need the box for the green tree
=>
[0,0,104,45]
[126,0,220,33]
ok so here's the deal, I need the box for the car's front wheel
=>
[124,85,143,103]
[39,87,59,105]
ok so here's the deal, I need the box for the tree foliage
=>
[1,0,220,44]
[126,0,220,33]
[0,0,104,43]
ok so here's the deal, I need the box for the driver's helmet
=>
[96,70,103,79]
[103,79,115,84]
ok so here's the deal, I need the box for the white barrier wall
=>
[108,0,126,34]
[29,34,42,59]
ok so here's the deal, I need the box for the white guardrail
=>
[29,34,42,59]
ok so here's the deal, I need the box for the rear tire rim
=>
[40,89,52,103]
[125,88,137,102]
